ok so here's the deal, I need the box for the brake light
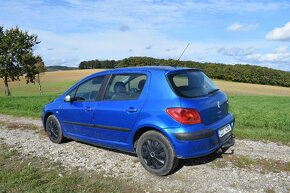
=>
[166,108,202,124]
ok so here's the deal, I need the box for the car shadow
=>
[67,139,234,174]
[172,149,235,174]
[72,140,137,157]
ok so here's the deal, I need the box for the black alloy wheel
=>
[47,119,59,141]
[137,130,178,176]
[141,139,166,169]
[46,115,66,144]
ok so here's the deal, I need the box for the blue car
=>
[42,66,235,176]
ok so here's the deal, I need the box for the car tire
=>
[136,130,178,176]
[46,115,66,144]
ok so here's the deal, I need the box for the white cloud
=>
[227,22,257,32]
[266,22,290,41]
[246,52,290,64]
[274,46,288,53]
[218,46,256,56]
[218,46,290,70]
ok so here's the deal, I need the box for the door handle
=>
[126,107,138,113]
[85,107,92,112]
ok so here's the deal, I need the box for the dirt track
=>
[0,114,289,193]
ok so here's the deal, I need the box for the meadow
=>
[0,69,289,144]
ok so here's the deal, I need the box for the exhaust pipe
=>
[216,148,223,154]
[217,135,235,154]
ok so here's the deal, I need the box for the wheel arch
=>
[43,112,54,131]
[132,126,174,151]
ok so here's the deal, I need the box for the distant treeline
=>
[79,57,290,87]
[79,60,116,69]
[46,65,77,72]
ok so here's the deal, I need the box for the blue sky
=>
[1,0,290,71]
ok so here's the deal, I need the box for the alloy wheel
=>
[141,139,166,169]
[47,119,59,141]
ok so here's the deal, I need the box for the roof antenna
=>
[174,43,190,68]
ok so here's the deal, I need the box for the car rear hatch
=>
[167,69,229,125]
[180,92,228,125]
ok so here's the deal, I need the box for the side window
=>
[74,76,105,102]
[104,74,147,100]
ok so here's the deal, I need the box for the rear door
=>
[93,72,148,142]
[60,75,105,139]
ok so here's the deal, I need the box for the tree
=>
[21,54,46,95]
[0,26,39,96]
[34,56,46,95]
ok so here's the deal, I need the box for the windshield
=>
[167,70,219,98]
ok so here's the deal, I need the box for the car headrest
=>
[138,79,146,90]
[113,81,126,93]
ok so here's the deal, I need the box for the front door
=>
[60,75,105,140]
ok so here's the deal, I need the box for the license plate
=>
[218,124,232,138]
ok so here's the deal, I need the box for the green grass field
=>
[0,93,289,144]
[229,95,290,144]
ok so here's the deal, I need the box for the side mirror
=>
[64,95,72,102]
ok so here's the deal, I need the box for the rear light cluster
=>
[166,108,202,124]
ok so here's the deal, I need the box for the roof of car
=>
[106,66,197,73]
[88,66,202,79]
[74,66,203,89]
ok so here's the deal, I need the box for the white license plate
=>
[218,124,232,138]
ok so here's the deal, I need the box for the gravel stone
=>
[0,114,289,193]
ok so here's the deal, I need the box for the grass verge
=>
[212,154,290,173]
[0,142,140,193]
[0,95,58,118]
[0,121,38,130]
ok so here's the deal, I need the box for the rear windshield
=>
[167,70,219,98]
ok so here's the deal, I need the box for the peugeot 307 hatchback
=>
[42,66,235,176]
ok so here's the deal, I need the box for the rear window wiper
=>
[208,89,219,95]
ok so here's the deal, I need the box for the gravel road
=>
[0,114,289,193]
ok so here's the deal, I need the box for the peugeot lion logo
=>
[217,101,220,108]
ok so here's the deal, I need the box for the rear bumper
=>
[166,113,235,159]
[174,128,214,141]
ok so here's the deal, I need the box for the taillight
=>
[166,108,202,124]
